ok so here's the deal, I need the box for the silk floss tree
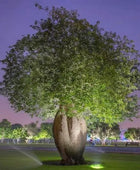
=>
[0,4,140,165]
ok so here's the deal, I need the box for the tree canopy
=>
[0,119,11,128]
[1,4,140,124]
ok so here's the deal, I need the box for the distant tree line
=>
[86,116,140,145]
[0,119,53,143]
[0,118,139,145]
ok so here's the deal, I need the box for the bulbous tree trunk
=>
[53,111,87,165]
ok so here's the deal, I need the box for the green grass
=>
[0,144,140,170]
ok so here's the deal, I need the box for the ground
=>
[0,144,140,169]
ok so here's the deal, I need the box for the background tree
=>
[88,120,120,145]
[0,127,12,140]
[40,122,53,138]
[11,123,23,130]
[11,123,27,142]
[25,122,40,139]
[11,128,28,140]
[124,128,140,141]
[0,119,11,129]
[33,129,51,141]
[0,4,140,164]
[0,119,12,140]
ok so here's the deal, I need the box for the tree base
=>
[60,157,86,165]
[42,159,91,166]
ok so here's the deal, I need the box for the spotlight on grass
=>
[90,163,104,169]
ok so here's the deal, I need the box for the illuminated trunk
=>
[101,139,106,145]
[53,111,87,165]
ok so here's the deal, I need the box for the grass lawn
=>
[0,144,140,170]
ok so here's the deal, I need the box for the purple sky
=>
[0,0,140,128]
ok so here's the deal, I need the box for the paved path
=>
[86,146,140,154]
[0,145,140,153]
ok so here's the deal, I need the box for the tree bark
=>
[53,111,87,165]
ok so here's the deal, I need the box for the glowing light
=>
[90,163,104,169]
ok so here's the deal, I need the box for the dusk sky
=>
[0,0,140,128]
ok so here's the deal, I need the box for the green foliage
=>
[11,128,28,139]
[88,120,120,142]
[0,119,11,128]
[40,122,53,137]
[124,128,140,141]
[0,120,52,140]
[0,120,28,139]
[0,119,12,139]
[0,127,12,139]
[1,5,140,124]
[33,130,51,140]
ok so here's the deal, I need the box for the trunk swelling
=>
[53,111,87,165]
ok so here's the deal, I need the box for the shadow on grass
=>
[41,160,105,170]
[42,160,98,166]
